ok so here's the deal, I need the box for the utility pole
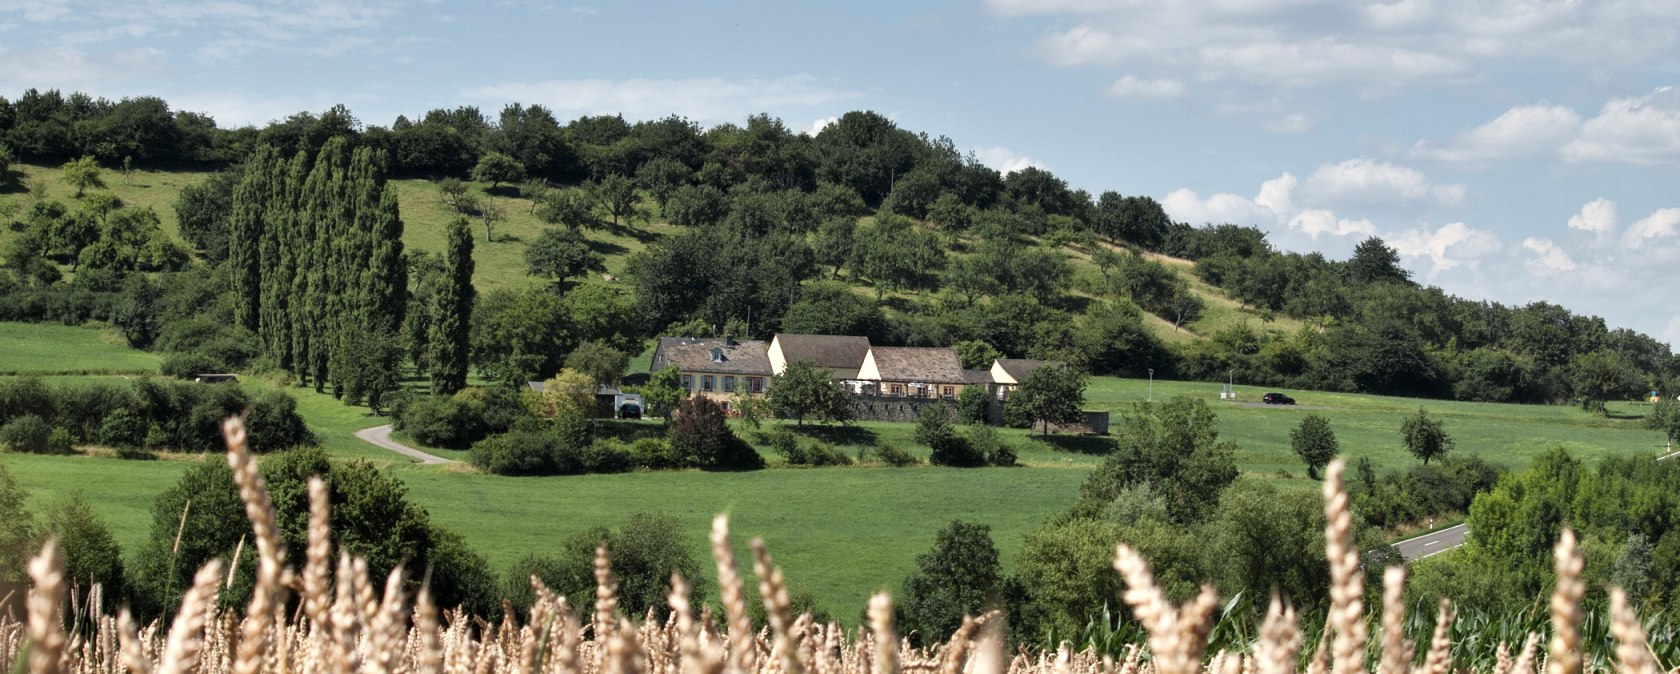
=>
[1148,368,1154,402]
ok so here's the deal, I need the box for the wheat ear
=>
[1610,587,1657,674]
[1547,528,1583,674]
[749,538,802,674]
[27,539,67,674]
[1322,460,1365,674]
[1254,594,1301,674]
[224,416,289,674]
[157,559,224,674]
[709,515,755,674]
[594,545,619,645]
[869,592,898,674]
[1512,633,1541,674]
[1420,599,1454,674]
[304,476,333,629]
[1378,566,1411,674]
[115,609,151,674]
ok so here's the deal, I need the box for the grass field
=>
[0,322,163,374]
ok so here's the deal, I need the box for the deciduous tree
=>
[1290,413,1340,479]
[1400,408,1453,464]
[524,227,604,289]
[766,360,854,426]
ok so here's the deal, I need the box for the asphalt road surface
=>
[354,424,453,465]
[1393,523,1469,561]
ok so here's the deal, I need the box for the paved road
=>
[1394,523,1469,561]
[354,425,453,465]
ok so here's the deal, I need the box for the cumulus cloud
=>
[1287,209,1378,238]
[1389,221,1503,273]
[1107,75,1184,99]
[1414,103,1581,162]
[1521,237,1577,272]
[1563,87,1680,165]
[1567,198,1617,235]
[972,146,1042,175]
[1624,208,1680,246]
[460,75,863,124]
[807,116,837,136]
[1300,158,1465,208]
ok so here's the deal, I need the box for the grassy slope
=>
[0,322,163,374]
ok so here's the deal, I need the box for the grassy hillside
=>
[0,322,163,374]
[4,163,1281,347]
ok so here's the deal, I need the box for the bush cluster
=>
[765,428,853,467]
[1349,455,1501,531]
[917,404,1014,467]
[0,376,313,454]
[393,387,526,449]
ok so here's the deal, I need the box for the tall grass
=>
[2,424,1669,674]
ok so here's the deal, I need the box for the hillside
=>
[3,162,1280,347]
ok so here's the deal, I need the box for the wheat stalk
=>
[1321,460,1365,674]
[1548,529,1584,674]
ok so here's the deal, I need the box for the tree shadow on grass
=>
[786,424,879,447]
[587,238,630,257]
[1026,433,1119,455]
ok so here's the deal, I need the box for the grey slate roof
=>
[651,337,773,375]
[774,334,871,370]
[869,347,967,384]
[963,369,994,385]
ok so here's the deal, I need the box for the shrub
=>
[861,441,920,467]
[669,397,762,470]
[46,427,73,454]
[160,350,225,380]
[584,438,634,473]
[900,521,1002,647]
[97,407,146,448]
[397,395,487,449]
[957,385,991,424]
[0,415,51,453]
[630,437,685,470]
[965,423,1015,467]
[246,391,316,452]
[42,495,124,608]
[511,513,707,619]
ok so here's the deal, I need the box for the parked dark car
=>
[1263,392,1295,405]
[618,402,643,419]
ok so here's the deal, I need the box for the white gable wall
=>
[768,336,789,374]
[857,349,883,381]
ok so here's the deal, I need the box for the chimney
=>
[724,334,736,346]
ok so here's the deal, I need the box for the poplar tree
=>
[227,145,275,333]
[430,218,474,395]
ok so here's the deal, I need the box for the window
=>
[748,377,764,393]
[681,374,693,391]
[723,376,736,392]
[943,386,954,398]
[702,375,715,391]
[891,384,903,396]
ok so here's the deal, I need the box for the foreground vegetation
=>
[2,420,1670,674]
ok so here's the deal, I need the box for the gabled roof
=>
[866,347,967,384]
[993,359,1062,384]
[772,334,871,370]
[651,337,773,376]
[963,369,994,385]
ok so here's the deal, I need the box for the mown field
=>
[0,319,1667,615]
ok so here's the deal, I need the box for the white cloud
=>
[460,75,863,124]
[807,116,837,136]
[1521,237,1577,272]
[1287,209,1377,238]
[1414,103,1580,162]
[1198,40,1469,89]
[1254,173,1297,215]
[1567,198,1617,235]
[1563,87,1680,165]
[0,45,168,90]
[1623,208,1680,246]
[972,146,1042,175]
[1300,158,1465,208]
[1161,187,1279,227]
[1389,221,1502,273]
[1107,75,1184,99]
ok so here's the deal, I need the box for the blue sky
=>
[4,0,1680,345]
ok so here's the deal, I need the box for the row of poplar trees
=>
[225,137,474,402]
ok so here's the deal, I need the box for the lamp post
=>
[1148,368,1154,402]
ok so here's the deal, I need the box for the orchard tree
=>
[471,152,526,190]
[537,190,597,230]
[62,155,105,198]
[1400,408,1453,464]
[766,360,854,426]
[1007,364,1087,436]
[525,227,605,289]
[1289,413,1340,479]
[564,340,628,393]
[589,174,638,227]
[1568,350,1641,415]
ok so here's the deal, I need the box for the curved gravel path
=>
[354,424,454,465]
